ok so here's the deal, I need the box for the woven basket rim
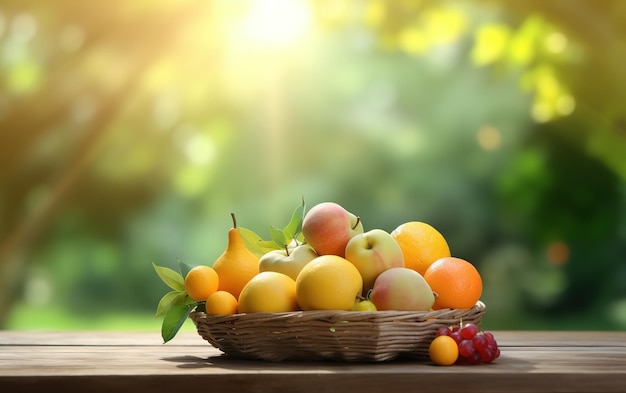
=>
[191,300,486,321]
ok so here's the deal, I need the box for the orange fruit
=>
[423,257,482,310]
[184,265,219,301]
[296,255,363,311]
[238,271,299,313]
[429,335,459,366]
[204,290,238,315]
[390,221,451,275]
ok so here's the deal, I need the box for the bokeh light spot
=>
[7,60,42,93]
[556,94,576,116]
[364,0,385,27]
[9,12,37,43]
[183,132,217,166]
[471,24,511,65]
[400,28,429,55]
[546,241,570,266]
[531,101,552,123]
[546,31,568,53]
[24,274,53,307]
[608,299,626,328]
[476,125,502,151]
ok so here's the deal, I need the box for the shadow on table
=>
[161,351,533,372]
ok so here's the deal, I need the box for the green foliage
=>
[155,291,186,319]
[283,197,307,244]
[152,262,198,343]
[239,198,307,254]
[152,263,185,292]
[269,198,307,248]
[237,227,281,257]
[161,303,196,344]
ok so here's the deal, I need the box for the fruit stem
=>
[231,212,237,228]
[352,216,361,230]
[284,244,290,256]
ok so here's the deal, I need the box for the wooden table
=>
[0,330,625,392]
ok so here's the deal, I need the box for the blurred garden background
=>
[1,0,625,332]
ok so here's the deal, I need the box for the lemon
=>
[237,271,299,313]
[295,255,363,311]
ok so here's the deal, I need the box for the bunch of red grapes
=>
[435,323,501,364]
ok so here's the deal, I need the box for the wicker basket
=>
[190,301,486,362]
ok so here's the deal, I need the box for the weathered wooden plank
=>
[0,331,625,393]
[0,330,191,346]
[2,343,625,375]
[1,330,624,347]
[2,367,625,393]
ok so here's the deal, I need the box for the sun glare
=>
[242,0,312,49]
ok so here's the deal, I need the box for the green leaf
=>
[238,226,281,257]
[238,226,263,245]
[258,240,283,254]
[155,290,189,319]
[161,303,195,344]
[237,197,307,256]
[270,224,287,248]
[153,262,185,292]
[283,197,306,240]
[177,259,193,279]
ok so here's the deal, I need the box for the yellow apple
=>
[258,244,318,280]
[344,229,405,294]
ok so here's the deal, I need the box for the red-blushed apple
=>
[344,229,405,294]
[258,244,318,280]
[301,202,364,257]
[369,267,435,311]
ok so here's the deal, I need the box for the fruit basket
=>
[190,301,486,362]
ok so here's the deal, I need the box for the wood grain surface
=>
[1,330,625,393]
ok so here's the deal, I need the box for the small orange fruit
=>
[238,271,299,313]
[390,221,451,275]
[184,265,219,301]
[424,257,482,310]
[429,335,459,366]
[204,290,238,315]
